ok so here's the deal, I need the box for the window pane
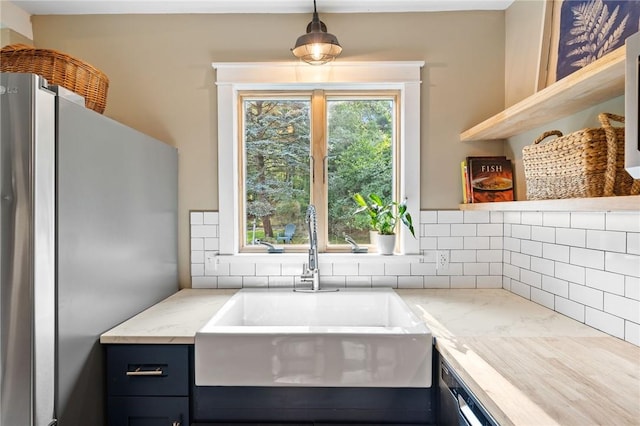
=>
[326,98,394,245]
[243,98,311,246]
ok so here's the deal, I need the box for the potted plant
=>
[353,193,415,255]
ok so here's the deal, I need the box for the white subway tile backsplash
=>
[555,296,585,322]
[571,212,605,230]
[437,237,464,250]
[464,263,489,276]
[585,268,624,295]
[490,211,504,223]
[188,209,640,346]
[606,212,640,232]
[503,237,521,252]
[628,233,640,255]
[372,275,398,288]
[385,262,411,276]
[424,224,450,237]
[586,307,625,339]
[360,262,385,276]
[556,228,586,248]
[463,210,490,223]
[542,275,569,298]
[256,263,281,276]
[531,288,554,309]
[531,225,555,243]
[411,262,437,276]
[345,276,372,288]
[191,238,204,251]
[420,237,437,250]
[452,224,477,236]
[204,238,219,251]
[605,252,640,277]
[511,224,532,240]
[190,211,204,225]
[420,210,438,224]
[521,211,543,226]
[333,262,359,276]
[521,240,543,257]
[398,276,424,288]
[490,236,503,250]
[192,276,218,288]
[555,262,585,285]
[489,263,503,276]
[464,236,491,250]
[604,293,640,323]
[510,252,531,269]
[569,283,603,309]
[191,250,204,264]
[451,276,476,289]
[437,210,463,223]
[243,276,269,288]
[521,269,542,288]
[586,230,626,253]
[191,225,218,238]
[503,211,521,224]
[424,275,450,288]
[626,321,640,346]
[568,251,605,276]
[503,263,520,280]
[191,263,204,276]
[543,211,570,228]
[510,280,531,299]
[543,243,570,263]
[203,211,219,225]
[477,249,502,263]
[230,262,256,276]
[530,256,555,276]
[451,250,476,263]
[477,223,503,236]
[477,275,502,288]
[268,275,295,288]
[626,276,640,301]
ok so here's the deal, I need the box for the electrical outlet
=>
[437,250,449,270]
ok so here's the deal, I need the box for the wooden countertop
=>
[100,288,640,425]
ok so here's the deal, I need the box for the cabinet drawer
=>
[108,396,189,426]
[106,344,190,396]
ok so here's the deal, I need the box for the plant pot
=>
[376,234,396,255]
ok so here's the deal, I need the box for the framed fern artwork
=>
[543,0,640,86]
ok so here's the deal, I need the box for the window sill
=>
[216,253,424,264]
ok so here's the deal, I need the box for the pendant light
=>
[291,0,342,65]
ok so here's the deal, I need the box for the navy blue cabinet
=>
[106,344,191,426]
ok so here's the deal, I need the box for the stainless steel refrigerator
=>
[0,72,179,426]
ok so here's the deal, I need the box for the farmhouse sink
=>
[194,288,432,387]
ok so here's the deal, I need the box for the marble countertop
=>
[100,288,640,425]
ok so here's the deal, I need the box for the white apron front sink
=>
[195,288,432,387]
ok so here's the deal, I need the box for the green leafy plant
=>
[353,193,415,237]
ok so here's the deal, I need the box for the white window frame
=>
[213,61,423,255]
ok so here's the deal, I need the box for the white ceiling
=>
[11,0,515,15]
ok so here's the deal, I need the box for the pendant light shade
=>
[291,0,342,65]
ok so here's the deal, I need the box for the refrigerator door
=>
[1,73,57,426]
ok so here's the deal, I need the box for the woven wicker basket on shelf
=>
[0,44,109,113]
[523,113,640,200]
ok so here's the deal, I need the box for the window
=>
[213,61,423,255]
[240,91,397,252]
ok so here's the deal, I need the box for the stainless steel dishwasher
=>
[437,354,498,426]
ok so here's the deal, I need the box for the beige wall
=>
[31,12,506,288]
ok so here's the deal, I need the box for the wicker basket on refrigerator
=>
[523,113,640,200]
[0,44,109,113]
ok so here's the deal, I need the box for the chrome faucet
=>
[300,204,320,291]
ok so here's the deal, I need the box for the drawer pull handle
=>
[126,367,164,376]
